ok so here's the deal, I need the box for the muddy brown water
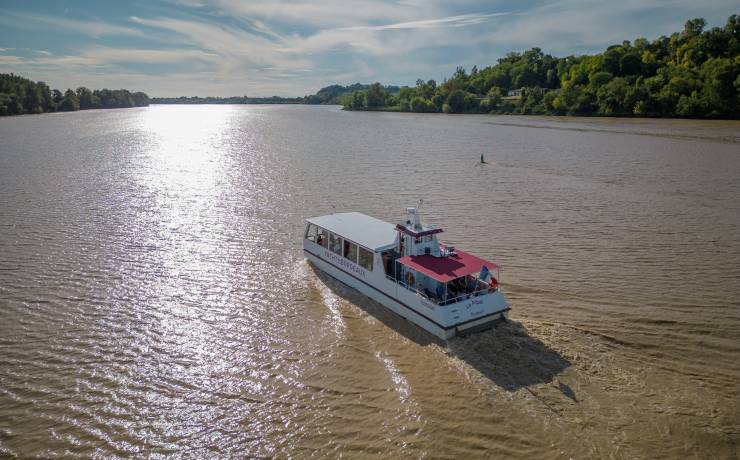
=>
[1,106,738,458]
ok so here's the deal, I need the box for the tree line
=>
[151,95,303,104]
[342,15,740,119]
[0,73,149,116]
[151,83,400,105]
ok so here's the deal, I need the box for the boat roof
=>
[307,212,397,251]
[398,248,498,283]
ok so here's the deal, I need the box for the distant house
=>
[506,88,523,98]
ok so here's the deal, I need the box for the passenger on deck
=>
[448,278,463,298]
[467,275,477,293]
[405,271,415,288]
[331,237,341,254]
[435,284,445,304]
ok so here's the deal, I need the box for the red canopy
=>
[397,248,497,283]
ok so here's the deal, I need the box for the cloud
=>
[0,55,23,65]
[485,0,739,54]
[129,16,306,70]
[84,47,219,64]
[2,4,507,96]
[340,12,509,31]
[0,10,146,38]
[179,0,426,28]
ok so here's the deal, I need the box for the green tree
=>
[365,82,387,108]
[382,14,740,118]
[76,87,97,109]
[445,89,467,113]
[589,71,613,87]
[52,89,64,107]
[23,84,43,113]
[59,88,80,112]
[619,53,642,75]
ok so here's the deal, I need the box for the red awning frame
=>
[397,247,498,283]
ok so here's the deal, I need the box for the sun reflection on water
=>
[124,106,255,446]
[139,105,236,193]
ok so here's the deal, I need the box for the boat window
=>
[424,235,433,242]
[358,247,373,271]
[316,227,328,248]
[343,240,358,263]
[329,233,342,254]
[305,223,318,242]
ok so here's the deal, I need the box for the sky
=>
[0,0,737,97]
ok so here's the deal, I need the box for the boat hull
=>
[304,247,509,340]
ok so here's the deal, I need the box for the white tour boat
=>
[303,207,510,340]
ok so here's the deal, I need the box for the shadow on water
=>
[308,263,572,394]
[447,321,572,393]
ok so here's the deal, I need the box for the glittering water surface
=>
[1,106,739,458]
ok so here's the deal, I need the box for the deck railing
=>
[385,273,496,306]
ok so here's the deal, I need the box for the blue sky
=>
[0,0,737,97]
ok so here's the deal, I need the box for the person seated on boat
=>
[466,275,478,293]
[446,281,456,298]
[405,271,415,288]
[448,278,463,299]
[382,252,391,275]
[316,234,324,246]
[435,284,445,304]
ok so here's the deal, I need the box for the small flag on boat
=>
[479,265,490,281]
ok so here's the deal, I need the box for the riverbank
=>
[0,73,148,116]
[340,15,740,120]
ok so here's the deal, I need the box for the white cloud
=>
[0,10,147,38]
[340,12,510,31]
[181,0,426,28]
[84,47,219,64]
[485,0,739,54]
[0,55,23,64]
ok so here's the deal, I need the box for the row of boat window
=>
[305,224,374,272]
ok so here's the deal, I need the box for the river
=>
[1,105,738,458]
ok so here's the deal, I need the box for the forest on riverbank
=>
[0,73,149,116]
[342,15,740,118]
[150,83,400,105]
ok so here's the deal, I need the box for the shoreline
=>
[341,107,740,121]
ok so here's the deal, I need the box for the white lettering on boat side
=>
[323,250,367,278]
[465,299,484,317]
